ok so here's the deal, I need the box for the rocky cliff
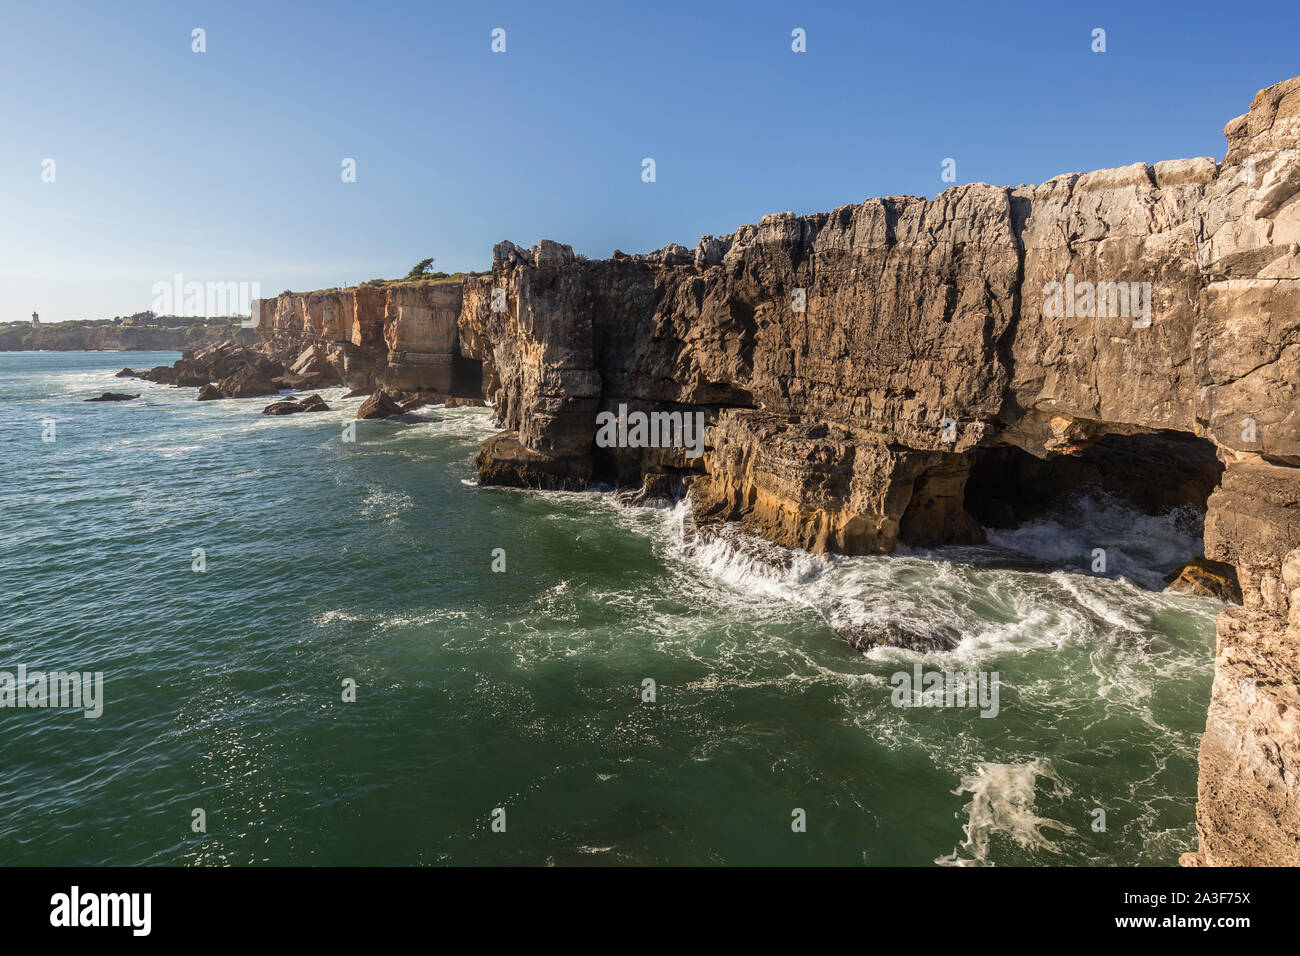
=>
[251,279,481,398]
[253,77,1300,866]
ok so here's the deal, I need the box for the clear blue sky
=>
[3,0,1297,322]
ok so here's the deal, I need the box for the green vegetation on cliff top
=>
[284,258,490,297]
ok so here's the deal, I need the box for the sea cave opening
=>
[928,431,1235,598]
[963,431,1224,530]
[450,350,484,398]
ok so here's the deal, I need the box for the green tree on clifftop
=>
[405,258,436,279]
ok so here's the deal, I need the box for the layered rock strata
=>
[444,78,1300,867]
[251,279,477,397]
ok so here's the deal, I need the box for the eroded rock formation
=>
[251,279,478,397]
[449,78,1300,867]
[356,389,404,420]
[239,77,1298,865]
[128,341,302,397]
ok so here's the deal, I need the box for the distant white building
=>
[31,311,39,328]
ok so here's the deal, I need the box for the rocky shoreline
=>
[129,76,1299,866]
[118,336,486,418]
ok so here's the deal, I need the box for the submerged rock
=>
[398,393,435,413]
[83,392,138,402]
[837,621,963,654]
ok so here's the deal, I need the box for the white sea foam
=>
[627,491,1220,668]
[984,491,1204,591]
[935,758,1073,866]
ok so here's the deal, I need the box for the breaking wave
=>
[640,491,1219,668]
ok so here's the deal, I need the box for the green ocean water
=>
[0,351,1221,866]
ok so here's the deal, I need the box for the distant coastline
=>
[0,317,258,352]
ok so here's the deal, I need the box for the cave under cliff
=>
[894,430,1230,599]
[960,431,1225,530]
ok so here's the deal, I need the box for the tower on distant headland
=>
[31,311,39,328]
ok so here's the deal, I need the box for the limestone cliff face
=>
[1183,79,1300,867]
[445,77,1300,866]
[1189,465,1300,865]
[1006,158,1213,450]
[253,279,474,395]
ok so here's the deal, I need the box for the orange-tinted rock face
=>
[380,282,462,392]
[352,286,387,350]
[302,295,324,337]
[252,280,469,393]
[320,294,349,341]
[383,283,460,353]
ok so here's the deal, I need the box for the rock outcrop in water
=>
[83,392,138,402]
[356,389,404,420]
[126,339,344,398]
[262,393,329,416]
[249,78,1300,866]
[1164,557,1244,604]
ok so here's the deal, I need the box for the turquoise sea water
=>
[0,351,1221,866]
